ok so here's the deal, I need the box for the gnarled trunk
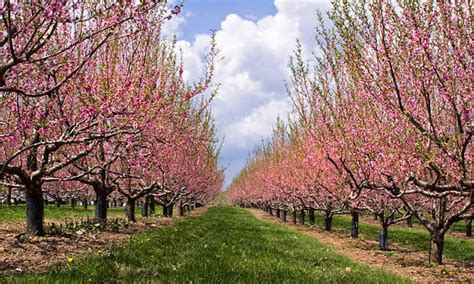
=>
[55,197,61,208]
[466,218,472,237]
[309,208,315,225]
[429,231,445,265]
[379,223,389,251]
[125,198,136,222]
[351,208,359,238]
[149,197,155,215]
[141,195,149,217]
[299,209,305,225]
[25,183,45,236]
[6,186,11,206]
[82,198,88,210]
[94,191,108,227]
[324,209,333,231]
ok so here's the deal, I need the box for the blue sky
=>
[164,0,332,187]
[179,0,277,41]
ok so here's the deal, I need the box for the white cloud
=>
[224,98,292,149]
[172,0,331,185]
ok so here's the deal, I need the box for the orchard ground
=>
[1,205,473,282]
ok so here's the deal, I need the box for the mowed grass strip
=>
[0,204,128,222]
[301,212,474,263]
[8,206,410,283]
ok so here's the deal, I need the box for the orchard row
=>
[0,2,223,235]
[228,0,472,265]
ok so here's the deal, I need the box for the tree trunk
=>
[300,209,305,225]
[162,204,168,216]
[465,218,472,237]
[351,208,359,238]
[292,211,297,224]
[309,208,315,225]
[6,187,11,206]
[94,192,108,227]
[276,208,281,218]
[125,198,136,222]
[282,210,287,222]
[82,199,88,210]
[269,207,273,216]
[429,232,445,265]
[25,184,45,236]
[55,197,61,208]
[406,216,413,228]
[149,197,155,215]
[374,213,378,220]
[324,214,333,231]
[70,197,76,209]
[179,205,185,216]
[379,223,389,250]
[167,204,174,217]
[141,196,149,217]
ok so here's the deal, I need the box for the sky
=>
[163,0,332,187]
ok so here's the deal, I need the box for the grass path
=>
[7,206,409,283]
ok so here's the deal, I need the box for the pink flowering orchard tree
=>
[0,3,211,235]
[230,0,471,265]
[326,0,472,264]
[0,1,173,98]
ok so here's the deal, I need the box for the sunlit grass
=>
[8,206,410,283]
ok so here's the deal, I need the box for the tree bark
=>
[282,210,287,222]
[269,207,273,216]
[125,198,136,222]
[25,184,45,236]
[70,197,76,209]
[299,209,305,225]
[149,197,155,215]
[55,197,61,208]
[82,198,88,210]
[179,205,185,216]
[6,186,11,205]
[324,215,332,231]
[276,208,281,218]
[406,216,413,228]
[466,218,472,237]
[141,195,149,217]
[351,208,359,238]
[379,223,389,250]
[94,191,108,227]
[309,208,315,225]
[429,232,445,265]
[292,211,297,224]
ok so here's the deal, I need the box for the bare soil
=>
[0,207,207,277]
[249,209,473,283]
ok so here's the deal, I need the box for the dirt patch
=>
[248,209,473,283]
[0,207,208,277]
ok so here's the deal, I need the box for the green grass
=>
[0,204,127,222]
[7,206,411,283]
[300,211,474,263]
